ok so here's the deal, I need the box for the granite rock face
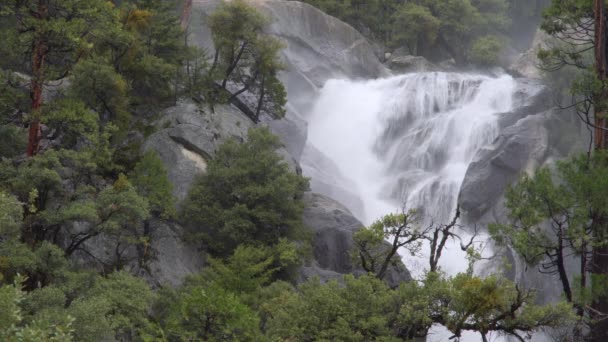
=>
[71,219,205,288]
[189,0,388,160]
[143,101,254,202]
[300,192,411,287]
[131,1,409,287]
[459,87,586,224]
[460,110,552,222]
[256,0,388,87]
[386,55,439,73]
[509,29,552,79]
[139,220,206,288]
[301,144,365,218]
[135,101,250,287]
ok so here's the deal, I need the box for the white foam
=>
[303,72,541,342]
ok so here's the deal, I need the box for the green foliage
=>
[418,0,510,63]
[392,272,576,340]
[96,173,151,232]
[188,242,301,299]
[209,0,267,66]
[0,70,25,120]
[470,35,503,65]
[353,210,425,279]
[164,283,261,341]
[259,271,574,341]
[69,59,130,131]
[299,0,511,65]
[130,54,178,103]
[69,271,155,341]
[0,191,22,241]
[249,35,287,119]
[541,0,594,38]
[391,3,440,55]
[490,153,608,306]
[0,270,156,342]
[0,71,27,158]
[130,150,175,219]
[0,0,116,81]
[0,124,27,159]
[0,2,586,341]
[537,0,602,114]
[182,47,213,99]
[208,0,287,120]
[300,0,399,44]
[262,274,397,341]
[0,278,74,342]
[182,127,309,257]
[202,245,280,296]
[43,99,105,151]
[106,1,185,105]
[1,271,155,342]
[0,240,68,286]
[0,146,150,268]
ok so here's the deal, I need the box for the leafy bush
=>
[470,35,503,66]
[182,127,309,257]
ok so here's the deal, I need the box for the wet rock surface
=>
[300,192,411,287]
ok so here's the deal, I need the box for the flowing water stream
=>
[305,71,514,227]
[302,72,547,341]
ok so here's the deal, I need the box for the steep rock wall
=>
[143,0,409,286]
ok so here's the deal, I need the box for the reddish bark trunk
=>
[591,2,608,340]
[26,0,49,157]
[180,0,192,30]
[594,0,608,150]
[590,237,608,342]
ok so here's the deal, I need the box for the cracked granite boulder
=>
[143,100,254,202]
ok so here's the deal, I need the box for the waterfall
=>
[304,72,515,224]
[301,71,542,342]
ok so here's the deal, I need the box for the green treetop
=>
[182,127,309,257]
[207,0,287,121]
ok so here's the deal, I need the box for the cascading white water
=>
[303,71,528,342]
[306,72,514,224]
[305,71,518,275]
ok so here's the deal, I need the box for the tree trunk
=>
[594,0,608,150]
[590,238,608,341]
[26,0,49,157]
[180,0,192,30]
[255,74,266,121]
[591,2,608,341]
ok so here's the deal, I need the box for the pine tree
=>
[207,0,287,121]
[0,0,117,156]
[540,2,608,338]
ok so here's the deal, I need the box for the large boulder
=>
[459,73,586,225]
[459,99,586,224]
[143,100,254,202]
[300,192,411,287]
[138,220,205,288]
[460,110,552,222]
